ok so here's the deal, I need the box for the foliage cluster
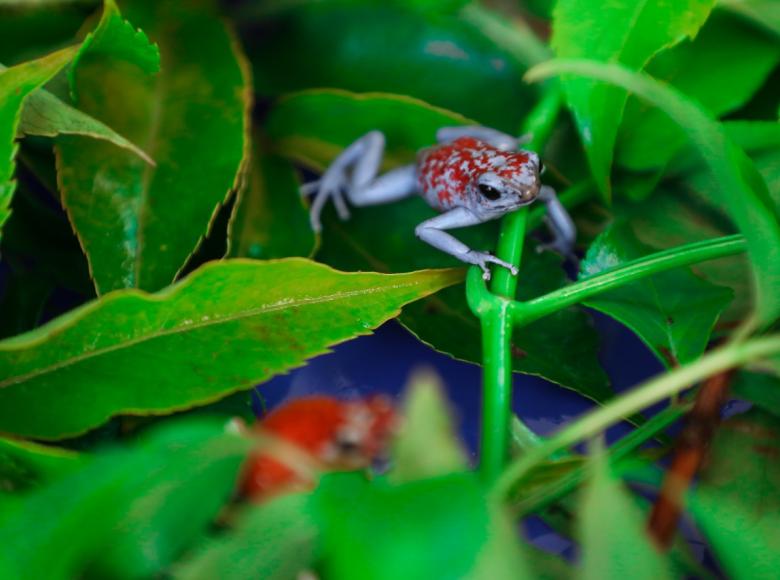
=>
[0,0,779,578]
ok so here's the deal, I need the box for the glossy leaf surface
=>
[57,0,250,293]
[691,409,780,579]
[390,370,468,483]
[580,223,732,366]
[551,0,715,196]
[616,11,780,172]
[244,2,536,131]
[0,418,248,580]
[578,450,672,580]
[0,259,462,439]
[227,136,315,260]
[265,89,470,171]
[529,59,780,326]
[0,436,83,493]
[175,493,317,580]
[0,45,76,241]
[313,472,530,580]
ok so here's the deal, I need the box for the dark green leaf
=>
[266,88,471,171]
[720,0,780,37]
[0,418,248,580]
[0,259,462,439]
[578,448,672,580]
[0,3,88,66]
[0,436,83,493]
[616,10,780,173]
[175,493,317,580]
[319,205,611,398]
[244,2,536,131]
[0,45,76,241]
[580,223,732,366]
[227,136,315,260]
[313,472,530,579]
[528,59,780,326]
[690,409,780,579]
[56,0,250,293]
[551,0,715,196]
[732,370,780,418]
[390,369,467,483]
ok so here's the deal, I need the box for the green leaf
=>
[175,493,317,580]
[0,418,249,580]
[319,207,610,399]
[690,409,780,580]
[0,259,462,439]
[313,472,530,579]
[227,135,315,260]
[390,369,468,483]
[732,370,780,418]
[0,3,87,66]
[15,84,153,164]
[580,223,732,366]
[0,45,76,242]
[0,436,83,493]
[56,0,250,293]
[578,448,672,580]
[720,0,780,37]
[616,10,780,173]
[266,89,472,171]
[245,1,537,131]
[551,0,715,196]
[528,59,780,326]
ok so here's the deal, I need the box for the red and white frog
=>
[239,395,396,502]
[301,126,575,280]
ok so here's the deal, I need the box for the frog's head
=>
[470,151,541,216]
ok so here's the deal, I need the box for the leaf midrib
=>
[0,279,430,389]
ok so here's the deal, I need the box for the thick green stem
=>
[512,235,746,326]
[493,334,780,500]
[475,84,562,484]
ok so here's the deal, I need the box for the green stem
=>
[474,85,563,484]
[512,402,689,514]
[492,334,780,500]
[512,234,747,326]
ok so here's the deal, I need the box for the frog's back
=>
[417,137,503,211]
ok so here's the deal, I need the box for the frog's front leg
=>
[537,185,576,258]
[414,207,518,280]
[302,130,417,231]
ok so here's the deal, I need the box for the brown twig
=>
[647,369,734,549]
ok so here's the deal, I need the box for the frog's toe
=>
[300,180,321,196]
[332,191,352,221]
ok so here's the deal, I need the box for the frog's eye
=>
[478,183,501,200]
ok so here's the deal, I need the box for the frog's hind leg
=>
[435,126,525,151]
[302,130,417,231]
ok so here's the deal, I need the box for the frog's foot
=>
[465,250,518,281]
[301,168,353,232]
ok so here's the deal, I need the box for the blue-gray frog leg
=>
[414,207,518,280]
[536,185,576,258]
[301,130,418,232]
